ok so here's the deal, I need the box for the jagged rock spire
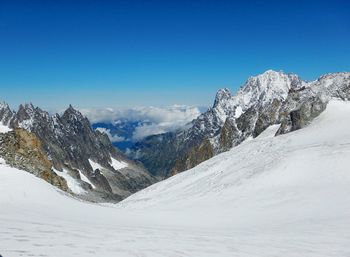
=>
[61,104,86,122]
[213,88,232,108]
[0,101,13,125]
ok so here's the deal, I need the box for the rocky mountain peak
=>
[18,103,37,116]
[258,70,303,90]
[311,72,350,101]
[213,88,232,108]
[315,72,350,89]
[17,103,31,115]
[211,70,304,123]
[24,102,35,110]
[0,102,10,110]
[0,102,13,125]
[263,69,288,76]
[235,70,304,110]
[318,72,350,81]
[12,103,50,131]
[212,88,237,123]
[66,104,77,112]
[62,105,85,119]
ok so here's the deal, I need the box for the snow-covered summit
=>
[233,70,304,110]
[310,72,350,100]
[209,70,305,123]
[212,88,236,124]
[195,70,306,131]
[0,101,13,125]
[213,88,232,108]
[207,69,350,135]
[63,104,86,121]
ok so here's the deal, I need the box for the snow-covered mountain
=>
[0,103,155,202]
[130,70,350,178]
[1,100,350,257]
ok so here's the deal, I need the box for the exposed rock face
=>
[0,103,155,202]
[0,102,13,125]
[218,118,242,152]
[277,95,328,135]
[131,132,179,179]
[130,70,350,178]
[171,139,214,176]
[253,98,282,137]
[0,128,68,191]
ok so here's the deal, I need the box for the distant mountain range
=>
[126,70,350,179]
[88,105,204,150]
[92,120,152,151]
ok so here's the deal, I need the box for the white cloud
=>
[95,127,126,142]
[80,105,201,124]
[132,121,191,141]
[81,105,202,141]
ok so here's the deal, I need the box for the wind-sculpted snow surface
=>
[1,101,350,257]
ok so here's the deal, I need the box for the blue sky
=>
[0,0,349,109]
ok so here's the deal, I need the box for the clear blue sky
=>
[0,0,349,109]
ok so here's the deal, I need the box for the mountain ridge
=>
[0,102,155,202]
[129,70,350,178]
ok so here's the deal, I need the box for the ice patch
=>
[234,106,243,118]
[89,159,104,171]
[110,157,128,170]
[256,124,281,139]
[78,170,96,189]
[53,169,86,194]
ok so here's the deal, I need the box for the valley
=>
[1,101,350,256]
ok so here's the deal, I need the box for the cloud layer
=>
[95,127,126,142]
[81,105,203,141]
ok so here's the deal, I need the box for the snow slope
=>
[1,100,350,257]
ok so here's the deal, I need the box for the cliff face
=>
[0,128,68,191]
[129,71,350,178]
[171,139,214,176]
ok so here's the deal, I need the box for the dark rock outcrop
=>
[276,95,328,135]
[219,118,242,152]
[0,128,68,191]
[171,139,214,175]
